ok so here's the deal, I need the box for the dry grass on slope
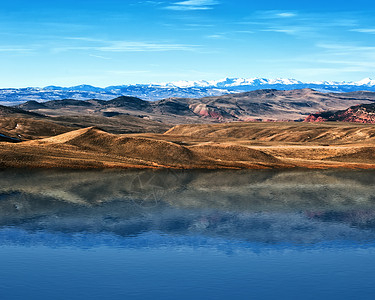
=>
[66,128,199,166]
[3,122,375,170]
[50,114,171,134]
[24,127,200,168]
[324,147,375,164]
[165,122,375,144]
[189,144,281,164]
[5,127,284,169]
[34,127,196,166]
[0,117,77,140]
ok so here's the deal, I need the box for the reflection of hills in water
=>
[1,169,375,246]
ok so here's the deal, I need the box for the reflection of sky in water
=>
[1,227,375,253]
[1,169,375,246]
[1,207,375,249]
[1,170,375,299]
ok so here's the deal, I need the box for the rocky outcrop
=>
[305,103,375,123]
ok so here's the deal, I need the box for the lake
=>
[0,169,375,299]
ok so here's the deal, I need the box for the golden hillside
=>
[1,122,375,169]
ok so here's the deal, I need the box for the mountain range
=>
[2,77,375,105]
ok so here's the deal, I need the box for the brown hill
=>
[1,126,288,169]
[0,117,78,140]
[1,105,170,141]
[325,147,375,164]
[34,127,197,166]
[190,144,281,164]
[0,104,44,118]
[165,122,375,144]
[49,114,170,135]
[2,122,375,170]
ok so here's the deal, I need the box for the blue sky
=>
[1,0,375,87]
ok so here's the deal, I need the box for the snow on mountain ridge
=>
[352,78,375,86]
[36,77,375,91]
[152,77,374,88]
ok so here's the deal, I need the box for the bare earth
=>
[1,121,375,170]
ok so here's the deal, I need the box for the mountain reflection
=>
[1,169,375,246]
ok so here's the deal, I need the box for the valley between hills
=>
[2,88,375,170]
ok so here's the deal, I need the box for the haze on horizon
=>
[1,0,375,88]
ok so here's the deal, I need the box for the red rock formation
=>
[304,103,375,123]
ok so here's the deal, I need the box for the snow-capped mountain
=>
[154,77,304,88]
[349,78,375,86]
[1,77,375,105]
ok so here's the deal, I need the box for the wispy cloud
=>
[0,47,34,53]
[291,66,368,76]
[105,70,151,75]
[261,27,301,35]
[275,12,297,18]
[255,10,298,19]
[97,41,199,52]
[136,1,164,6]
[65,37,103,42]
[350,28,375,34]
[89,54,111,60]
[303,43,375,73]
[238,11,366,41]
[317,43,375,54]
[206,33,226,39]
[185,23,214,27]
[54,37,199,53]
[165,0,219,11]
[234,30,255,34]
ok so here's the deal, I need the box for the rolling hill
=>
[2,122,375,169]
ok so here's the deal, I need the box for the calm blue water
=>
[1,169,375,299]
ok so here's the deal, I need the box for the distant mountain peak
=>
[152,77,375,89]
[2,77,375,105]
[42,77,375,91]
[354,78,375,86]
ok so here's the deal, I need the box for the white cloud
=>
[317,43,375,53]
[89,54,111,60]
[137,1,164,6]
[53,39,199,53]
[291,66,368,76]
[261,28,299,35]
[166,0,219,11]
[255,10,298,19]
[206,33,226,39]
[276,12,297,18]
[351,28,375,34]
[97,41,198,52]
[0,47,34,53]
[105,70,151,75]
[260,26,312,36]
[311,43,375,71]
[234,30,255,34]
